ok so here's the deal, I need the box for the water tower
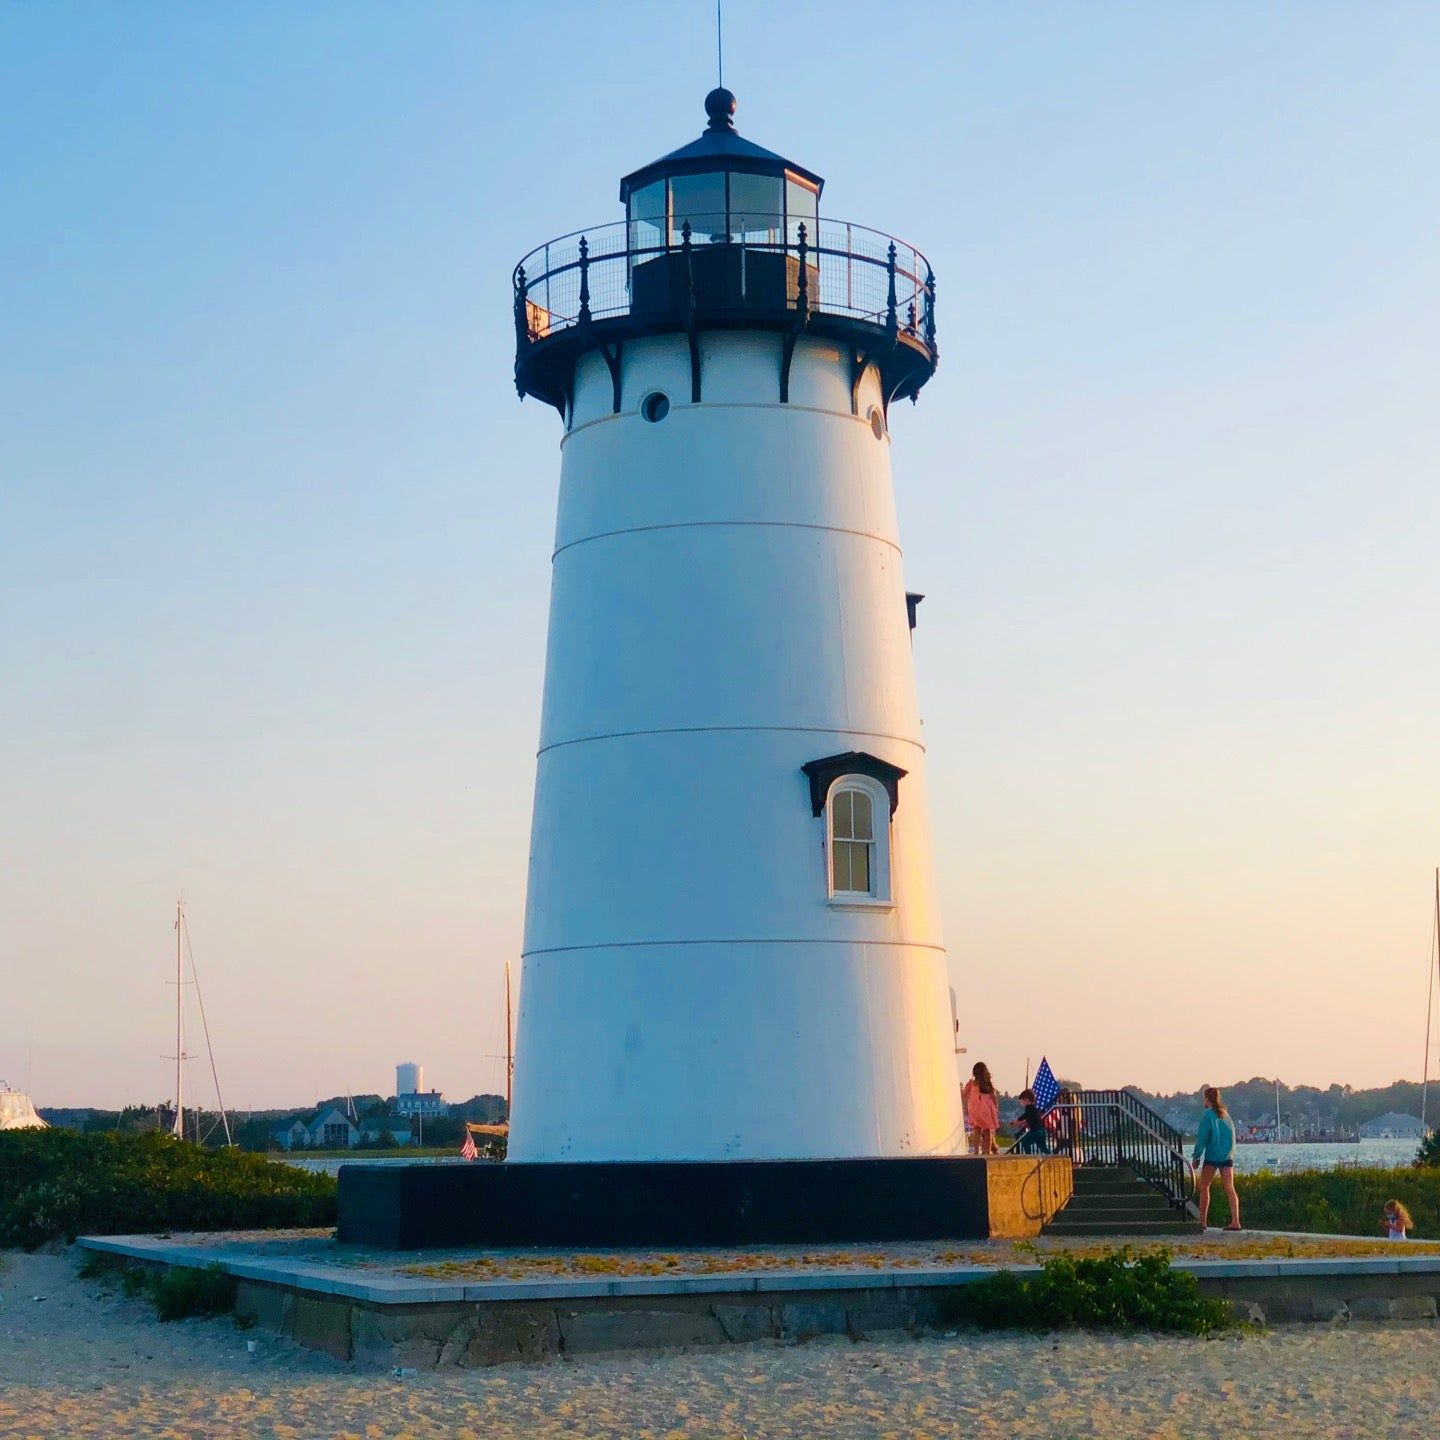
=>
[508,89,962,1165]
[395,1062,422,1097]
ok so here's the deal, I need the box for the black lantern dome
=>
[513,91,936,417]
[616,87,823,241]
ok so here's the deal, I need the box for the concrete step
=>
[1071,1172,1143,1190]
[1055,1203,1185,1224]
[1068,1182,1157,1199]
[1045,1164,1199,1237]
[1063,1197,1179,1216]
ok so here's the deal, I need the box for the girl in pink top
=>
[1383,1200,1413,1240]
[963,1062,1001,1155]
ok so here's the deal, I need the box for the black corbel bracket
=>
[848,348,873,415]
[597,340,623,414]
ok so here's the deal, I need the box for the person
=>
[1191,1085,1241,1230]
[1013,1088,1050,1154]
[1383,1200,1413,1240]
[1049,1087,1084,1162]
[962,1062,1000,1155]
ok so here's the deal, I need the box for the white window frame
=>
[823,774,894,909]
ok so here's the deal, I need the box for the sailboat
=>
[462,961,513,1151]
[166,900,233,1146]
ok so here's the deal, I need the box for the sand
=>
[2,1249,1438,1439]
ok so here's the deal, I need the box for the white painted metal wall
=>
[509,332,963,1162]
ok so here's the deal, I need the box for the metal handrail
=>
[1059,1090,1195,1213]
[512,212,936,356]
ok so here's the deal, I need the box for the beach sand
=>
[2,1249,1437,1439]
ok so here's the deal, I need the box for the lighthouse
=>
[507,89,963,1166]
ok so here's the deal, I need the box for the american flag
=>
[460,1129,478,1161]
[1032,1057,1060,1115]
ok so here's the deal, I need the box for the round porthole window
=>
[868,405,886,440]
[640,392,671,424]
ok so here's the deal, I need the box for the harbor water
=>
[1228,1137,1421,1174]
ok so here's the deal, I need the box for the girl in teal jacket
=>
[1192,1086,1241,1230]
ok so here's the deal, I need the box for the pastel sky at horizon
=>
[2,2,1437,1112]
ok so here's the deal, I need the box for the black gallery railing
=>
[1051,1089,1194,1213]
[512,213,936,357]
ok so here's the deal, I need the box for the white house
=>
[272,1106,414,1150]
[1359,1112,1426,1139]
[392,1089,446,1119]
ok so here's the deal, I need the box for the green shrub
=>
[75,1249,106,1279]
[953,1248,1234,1335]
[1238,1167,1440,1238]
[152,1262,236,1321]
[120,1264,153,1299]
[0,1129,336,1250]
[1416,1132,1440,1169]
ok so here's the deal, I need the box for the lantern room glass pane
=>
[786,175,818,244]
[670,172,727,243]
[628,180,667,256]
[729,171,783,243]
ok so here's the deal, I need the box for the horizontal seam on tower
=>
[538,725,926,756]
[522,938,947,957]
[553,520,902,561]
[562,399,877,445]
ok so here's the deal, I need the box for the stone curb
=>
[75,1234,1440,1307]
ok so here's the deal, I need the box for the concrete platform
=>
[336,1154,1074,1248]
[76,1229,1440,1367]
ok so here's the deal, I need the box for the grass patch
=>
[75,1249,107,1280]
[1238,1167,1440,1238]
[85,1258,238,1322]
[152,1262,237,1321]
[0,1129,336,1249]
[953,1247,1235,1335]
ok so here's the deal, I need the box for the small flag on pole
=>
[460,1129,478,1161]
[1032,1057,1060,1115]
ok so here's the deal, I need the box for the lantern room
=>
[620,87,822,250]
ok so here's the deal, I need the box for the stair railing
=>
[1064,1090,1194,1213]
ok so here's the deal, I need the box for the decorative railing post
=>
[513,264,529,397]
[906,300,917,336]
[884,241,898,343]
[681,219,695,310]
[577,235,591,326]
[923,268,937,352]
[795,222,809,318]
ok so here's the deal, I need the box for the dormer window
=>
[800,751,907,908]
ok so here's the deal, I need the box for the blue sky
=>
[2,2,1437,1108]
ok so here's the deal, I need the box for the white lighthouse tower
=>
[508,89,962,1165]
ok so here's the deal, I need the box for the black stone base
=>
[336,1157,995,1250]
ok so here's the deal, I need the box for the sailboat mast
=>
[504,960,513,1119]
[1425,868,1439,1134]
[173,900,184,1139]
